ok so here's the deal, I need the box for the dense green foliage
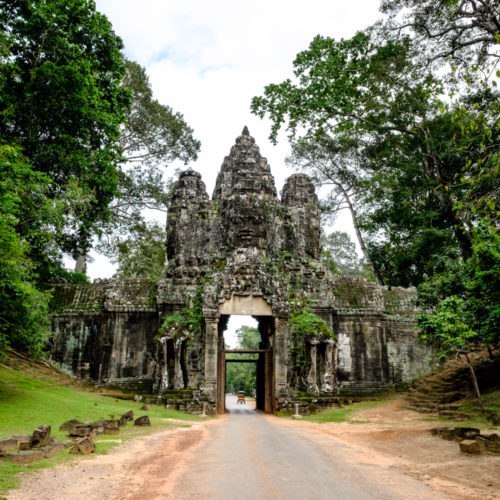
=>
[0,1,198,356]
[160,282,205,340]
[0,0,128,355]
[418,225,500,351]
[252,1,499,358]
[111,221,166,279]
[0,146,54,355]
[0,0,130,261]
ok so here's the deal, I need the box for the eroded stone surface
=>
[49,128,432,412]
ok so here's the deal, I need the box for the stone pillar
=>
[274,318,289,398]
[321,339,335,393]
[173,338,184,390]
[307,339,319,395]
[204,319,218,400]
[159,337,169,392]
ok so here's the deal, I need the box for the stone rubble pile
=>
[0,409,151,465]
[431,426,500,454]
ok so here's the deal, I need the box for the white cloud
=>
[83,0,382,279]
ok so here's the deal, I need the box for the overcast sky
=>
[89,1,383,345]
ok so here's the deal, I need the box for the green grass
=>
[0,357,199,495]
[300,400,387,423]
[459,389,500,416]
[417,391,500,430]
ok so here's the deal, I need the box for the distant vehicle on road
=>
[237,391,246,404]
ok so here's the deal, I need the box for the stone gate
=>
[50,128,431,414]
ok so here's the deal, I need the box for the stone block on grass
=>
[6,449,45,464]
[69,437,95,455]
[119,410,134,426]
[42,442,65,459]
[459,439,481,454]
[12,434,31,443]
[18,440,32,451]
[31,425,51,448]
[134,416,151,426]
[59,419,83,431]
[0,438,18,454]
[68,424,93,437]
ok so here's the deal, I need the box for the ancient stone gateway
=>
[49,127,431,415]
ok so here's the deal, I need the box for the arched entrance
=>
[204,295,278,414]
[217,314,274,414]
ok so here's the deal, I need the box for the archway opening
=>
[223,316,259,408]
[217,313,274,414]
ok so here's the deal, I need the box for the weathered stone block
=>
[12,434,31,443]
[70,437,95,455]
[42,442,65,458]
[454,427,480,440]
[59,419,83,431]
[474,435,491,450]
[439,428,456,441]
[0,438,18,453]
[6,449,45,464]
[459,439,481,454]
[68,424,94,437]
[134,416,151,426]
[18,440,32,451]
[119,410,134,426]
[31,425,51,448]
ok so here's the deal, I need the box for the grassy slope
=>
[0,352,198,495]
[300,400,387,423]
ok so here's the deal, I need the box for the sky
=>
[88,1,384,346]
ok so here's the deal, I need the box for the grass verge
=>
[0,354,199,495]
[299,400,388,423]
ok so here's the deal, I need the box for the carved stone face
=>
[224,196,268,250]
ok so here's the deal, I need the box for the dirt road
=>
[163,395,449,499]
[9,395,498,500]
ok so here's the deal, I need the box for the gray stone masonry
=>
[49,127,432,412]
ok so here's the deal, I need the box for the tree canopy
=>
[252,0,499,356]
[0,0,199,355]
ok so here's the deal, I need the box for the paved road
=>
[169,395,450,500]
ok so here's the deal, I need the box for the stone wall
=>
[50,279,158,392]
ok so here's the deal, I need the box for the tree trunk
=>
[74,229,90,274]
[461,353,485,413]
[74,252,87,274]
[341,186,384,285]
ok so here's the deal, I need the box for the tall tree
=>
[321,231,374,280]
[92,60,201,271]
[111,221,166,280]
[251,32,479,285]
[380,0,500,66]
[0,146,57,356]
[0,0,130,274]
